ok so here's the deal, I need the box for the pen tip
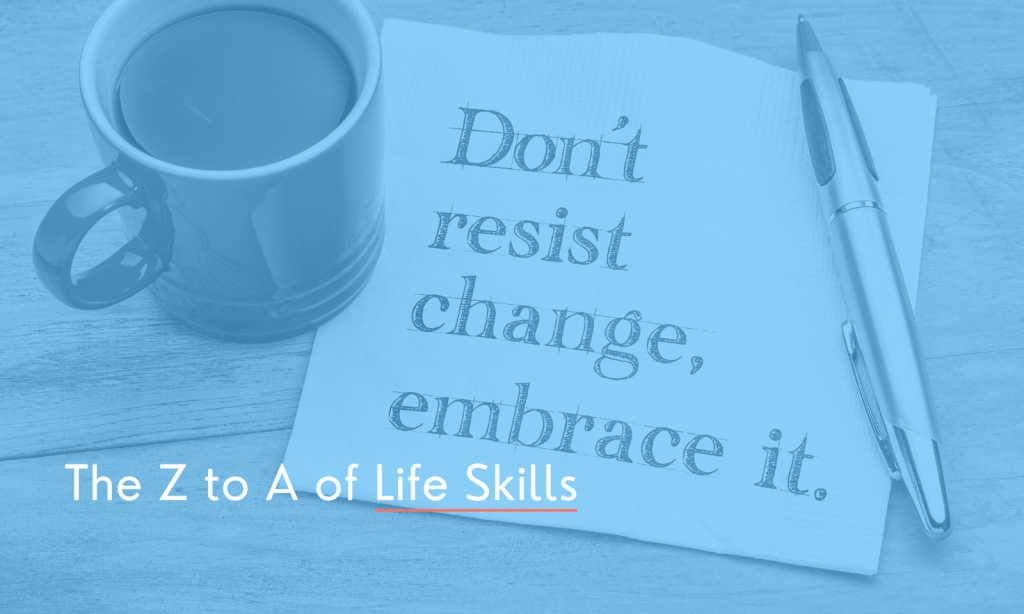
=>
[798,14,806,22]
[894,427,953,539]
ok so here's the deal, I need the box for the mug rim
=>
[79,0,381,181]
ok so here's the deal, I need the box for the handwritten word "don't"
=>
[443,108,648,182]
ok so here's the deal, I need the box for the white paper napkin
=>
[284,20,937,574]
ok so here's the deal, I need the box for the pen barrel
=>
[800,16,950,536]
[827,206,940,440]
[799,52,882,221]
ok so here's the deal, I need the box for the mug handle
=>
[33,161,173,309]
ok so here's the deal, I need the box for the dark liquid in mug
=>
[115,10,356,171]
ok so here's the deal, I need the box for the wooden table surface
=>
[2,0,1022,611]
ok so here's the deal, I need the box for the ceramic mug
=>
[32,0,384,341]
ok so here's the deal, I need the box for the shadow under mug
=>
[32,0,384,342]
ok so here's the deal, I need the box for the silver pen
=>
[796,15,951,537]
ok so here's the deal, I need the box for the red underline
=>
[374,508,577,513]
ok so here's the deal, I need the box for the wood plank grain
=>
[0,428,1017,612]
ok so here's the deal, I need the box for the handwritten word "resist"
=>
[428,207,631,269]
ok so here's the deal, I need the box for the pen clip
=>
[841,321,901,480]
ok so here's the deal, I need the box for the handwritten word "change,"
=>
[411,275,699,381]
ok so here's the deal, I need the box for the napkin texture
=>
[284,20,937,574]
